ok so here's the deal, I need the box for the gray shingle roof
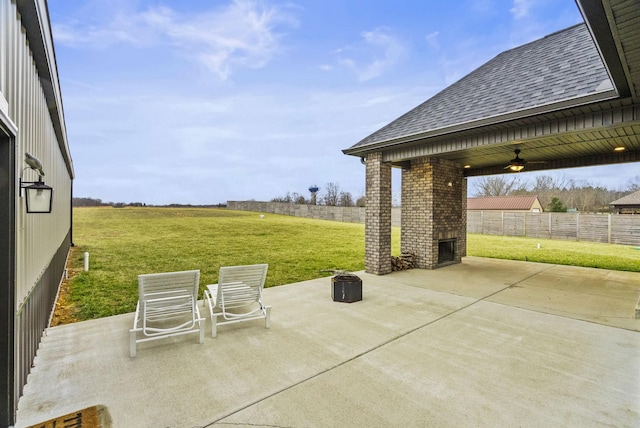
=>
[609,190,640,206]
[347,23,612,151]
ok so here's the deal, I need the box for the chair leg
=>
[130,330,137,358]
[198,319,205,344]
[265,306,272,329]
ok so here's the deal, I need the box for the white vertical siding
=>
[1,0,72,313]
[2,0,73,417]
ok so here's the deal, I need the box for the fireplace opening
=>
[438,239,456,265]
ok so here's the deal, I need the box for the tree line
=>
[472,174,640,213]
[271,182,365,207]
[72,197,225,208]
[274,174,640,213]
[76,173,640,213]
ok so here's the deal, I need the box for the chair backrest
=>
[217,264,268,309]
[138,270,200,303]
[218,264,268,291]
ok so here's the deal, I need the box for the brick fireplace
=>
[364,155,466,274]
[400,157,466,269]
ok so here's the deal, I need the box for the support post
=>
[365,152,392,275]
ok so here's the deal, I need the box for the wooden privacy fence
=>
[467,211,640,246]
[228,201,640,246]
[228,201,401,226]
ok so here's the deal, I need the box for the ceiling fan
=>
[504,148,547,172]
[505,149,526,171]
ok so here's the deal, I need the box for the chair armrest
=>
[205,283,218,302]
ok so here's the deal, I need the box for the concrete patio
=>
[15,256,640,427]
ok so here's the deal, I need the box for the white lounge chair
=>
[130,270,205,357]
[204,264,271,337]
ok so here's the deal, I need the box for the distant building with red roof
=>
[467,196,543,213]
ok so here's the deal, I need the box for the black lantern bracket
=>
[19,154,54,213]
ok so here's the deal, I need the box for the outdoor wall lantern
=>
[19,153,53,213]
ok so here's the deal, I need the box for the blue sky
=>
[48,0,638,205]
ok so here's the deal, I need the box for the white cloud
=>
[52,0,602,205]
[52,0,298,80]
[150,1,298,79]
[51,6,160,48]
[425,31,440,49]
[63,76,433,204]
[336,27,406,82]
[510,0,532,19]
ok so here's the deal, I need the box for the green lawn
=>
[67,207,638,320]
[467,234,640,272]
[70,207,369,319]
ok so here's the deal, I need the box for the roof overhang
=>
[344,0,640,177]
[576,0,634,100]
[342,89,620,157]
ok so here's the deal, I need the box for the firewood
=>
[391,253,416,271]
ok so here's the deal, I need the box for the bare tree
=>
[577,185,614,212]
[530,175,555,192]
[473,176,524,197]
[322,182,340,206]
[470,173,634,213]
[271,192,303,204]
[270,193,291,203]
[523,174,574,208]
[337,191,354,207]
[626,175,640,192]
[530,175,560,207]
[572,186,596,212]
[291,192,308,204]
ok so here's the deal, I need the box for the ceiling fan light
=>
[509,164,525,172]
[614,146,626,152]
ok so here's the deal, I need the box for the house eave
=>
[343,89,620,157]
[575,0,633,100]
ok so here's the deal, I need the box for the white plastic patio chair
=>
[204,264,271,337]
[129,270,205,357]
